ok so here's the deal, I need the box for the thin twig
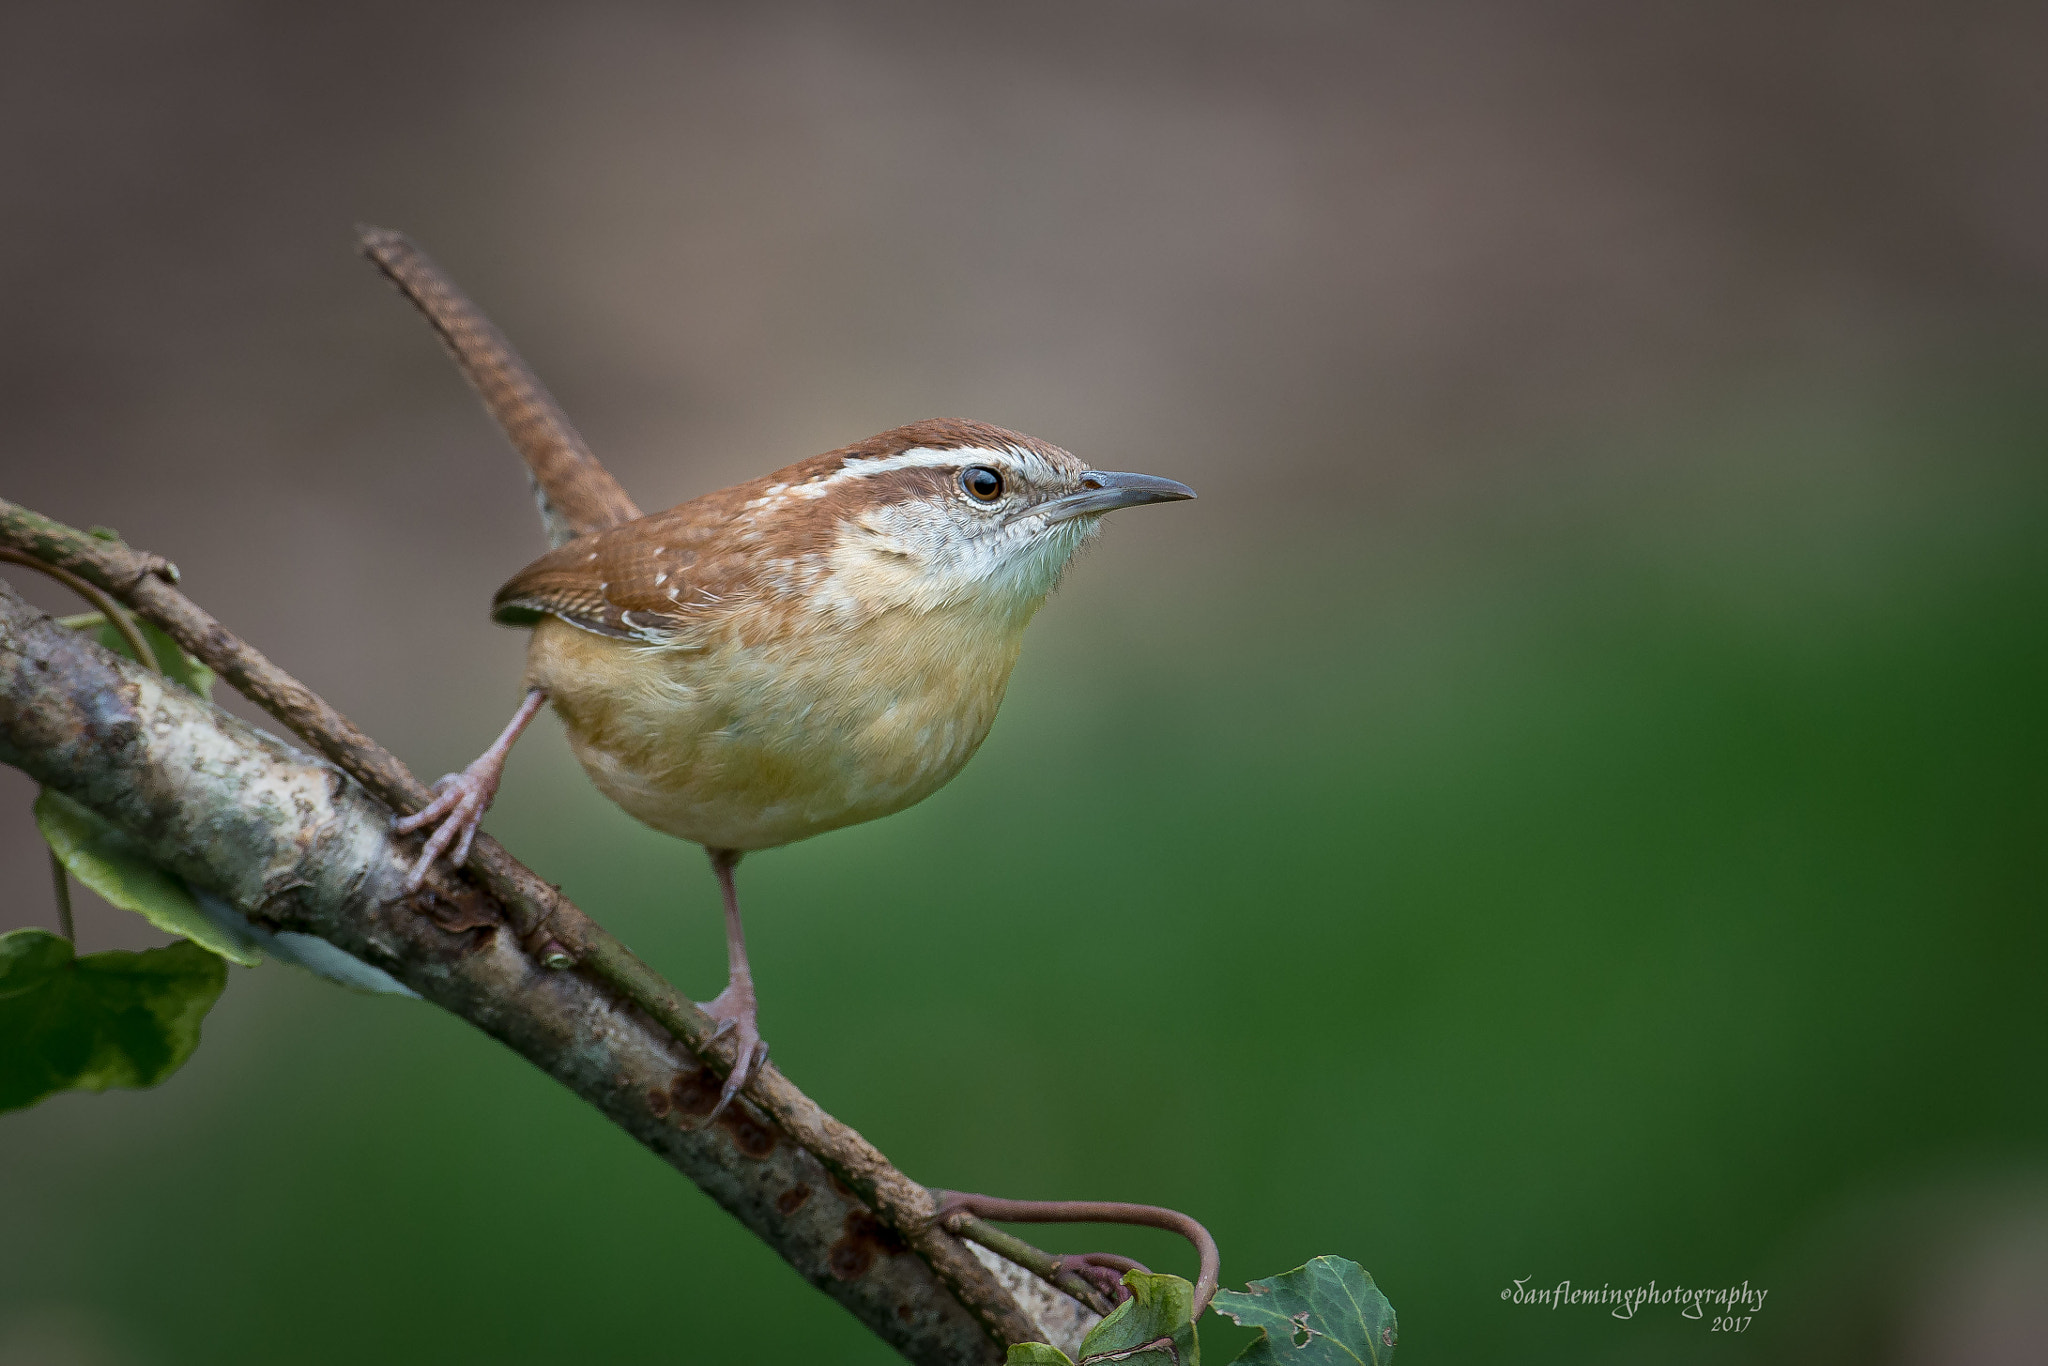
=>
[947,1213,1122,1317]
[935,1193,1222,1318]
[0,547,157,675]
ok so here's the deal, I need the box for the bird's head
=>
[491,420,1192,644]
[798,419,1195,622]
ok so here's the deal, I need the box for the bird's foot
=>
[699,977,768,1120]
[392,757,504,892]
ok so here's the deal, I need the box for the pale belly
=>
[523,612,1024,851]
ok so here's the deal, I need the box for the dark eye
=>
[961,466,1004,502]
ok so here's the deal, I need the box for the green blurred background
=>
[3,4,2046,1363]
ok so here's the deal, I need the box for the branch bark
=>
[0,502,1105,1362]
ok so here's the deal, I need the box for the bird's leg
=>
[699,847,769,1118]
[393,687,547,892]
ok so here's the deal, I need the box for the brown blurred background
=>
[3,3,2046,1364]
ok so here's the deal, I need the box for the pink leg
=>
[394,687,547,892]
[699,847,769,1118]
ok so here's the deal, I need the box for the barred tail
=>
[358,226,642,547]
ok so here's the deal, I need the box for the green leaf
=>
[1212,1257,1397,1366]
[0,928,227,1113]
[34,788,263,966]
[1008,1346,1078,1365]
[1078,1271,1199,1365]
[56,611,213,698]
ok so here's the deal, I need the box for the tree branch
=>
[0,500,1113,1362]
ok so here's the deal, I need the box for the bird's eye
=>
[961,466,1005,502]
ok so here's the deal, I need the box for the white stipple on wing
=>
[760,554,829,598]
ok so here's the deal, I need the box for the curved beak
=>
[1040,470,1196,524]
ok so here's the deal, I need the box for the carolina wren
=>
[362,230,1192,1112]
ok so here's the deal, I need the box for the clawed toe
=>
[712,1036,768,1120]
[394,770,494,892]
[391,775,460,835]
[391,691,544,896]
[699,985,767,1119]
[699,849,767,1120]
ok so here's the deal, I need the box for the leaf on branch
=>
[0,928,227,1114]
[1211,1257,1396,1366]
[1007,1345,1078,1365]
[1006,1271,1201,1366]
[1078,1271,1199,1366]
[57,611,215,697]
[34,788,264,966]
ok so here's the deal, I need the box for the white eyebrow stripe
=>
[791,445,1055,498]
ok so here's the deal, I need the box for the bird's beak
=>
[1040,470,1196,524]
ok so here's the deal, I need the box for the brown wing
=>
[488,460,833,641]
[492,508,738,642]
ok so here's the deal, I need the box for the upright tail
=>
[357,226,643,547]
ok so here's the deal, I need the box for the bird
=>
[360,228,1193,1115]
